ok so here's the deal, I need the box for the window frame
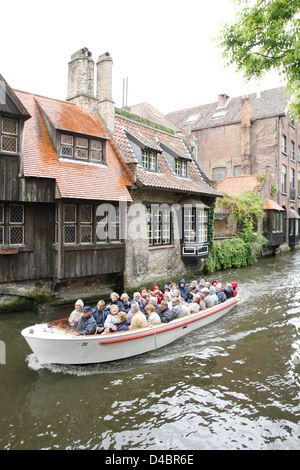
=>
[0,116,19,154]
[59,133,105,164]
[55,203,121,246]
[281,164,287,194]
[175,158,188,177]
[282,134,287,154]
[141,149,158,172]
[290,140,295,161]
[0,203,25,246]
[147,205,172,247]
[182,207,209,245]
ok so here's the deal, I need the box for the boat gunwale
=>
[99,297,238,345]
[22,297,238,344]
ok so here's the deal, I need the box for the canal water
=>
[0,251,299,450]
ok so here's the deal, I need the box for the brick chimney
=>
[96,52,115,133]
[217,93,229,109]
[67,47,96,114]
[240,95,252,175]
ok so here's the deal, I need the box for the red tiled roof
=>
[114,114,220,197]
[15,91,133,202]
[36,96,108,139]
[264,199,285,211]
[217,175,261,195]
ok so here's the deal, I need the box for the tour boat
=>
[21,297,238,365]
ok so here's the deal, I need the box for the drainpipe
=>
[278,116,282,205]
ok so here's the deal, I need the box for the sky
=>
[1,0,284,115]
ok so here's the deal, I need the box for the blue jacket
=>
[77,313,97,335]
[110,320,130,332]
[92,306,109,325]
[178,279,191,303]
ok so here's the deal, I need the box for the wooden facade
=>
[0,74,132,299]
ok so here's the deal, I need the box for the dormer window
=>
[142,149,157,171]
[175,158,187,177]
[60,133,105,163]
[0,117,18,153]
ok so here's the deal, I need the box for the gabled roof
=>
[217,175,261,195]
[114,114,221,197]
[167,86,288,130]
[0,75,31,120]
[15,91,133,201]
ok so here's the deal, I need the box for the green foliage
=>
[205,232,268,274]
[205,190,268,273]
[217,0,300,119]
[270,183,278,197]
[219,191,265,230]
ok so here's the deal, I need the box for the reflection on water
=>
[0,252,300,450]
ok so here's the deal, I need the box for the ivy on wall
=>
[205,191,268,273]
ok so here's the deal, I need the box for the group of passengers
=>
[67,278,237,336]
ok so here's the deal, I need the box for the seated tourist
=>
[109,311,130,332]
[145,304,161,326]
[162,284,171,294]
[151,285,163,304]
[104,304,120,331]
[189,294,202,313]
[107,292,123,311]
[132,292,145,312]
[171,288,185,303]
[162,292,172,310]
[129,303,148,330]
[140,287,151,310]
[170,297,186,319]
[231,281,238,297]
[198,279,206,290]
[188,280,200,298]
[148,296,161,314]
[177,279,191,303]
[223,283,234,298]
[200,287,214,308]
[68,299,84,329]
[170,282,178,298]
[210,288,218,305]
[76,306,97,335]
[216,284,227,303]
[120,293,132,313]
[92,300,109,333]
[158,300,173,323]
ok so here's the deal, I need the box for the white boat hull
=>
[21,298,238,365]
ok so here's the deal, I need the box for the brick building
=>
[167,88,300,248]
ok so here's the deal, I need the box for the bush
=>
[205,232,267,274]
